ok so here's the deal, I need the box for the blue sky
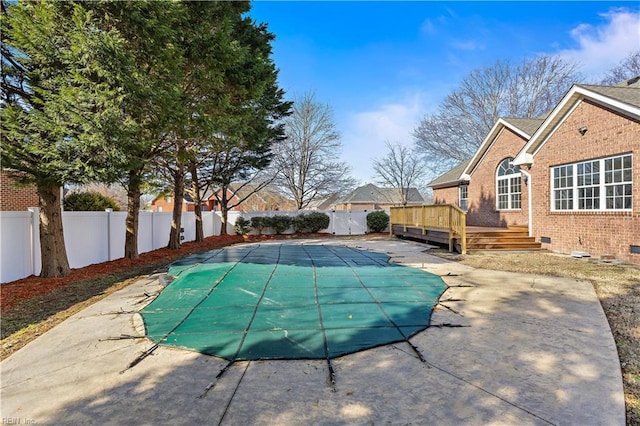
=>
[249,1,640,183]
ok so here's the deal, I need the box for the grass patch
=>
[2,267,155,339]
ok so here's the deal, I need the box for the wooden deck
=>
[393,224,542,253]
[390,204,466,253]
[390,205,541,253]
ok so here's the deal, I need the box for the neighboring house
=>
[428,76,640,264]
[334,183,424,211]
[151,193,203,213]
[305,193,342,211]
[208,184,296,212]
[0,170,39,211]
[151,184,295,213]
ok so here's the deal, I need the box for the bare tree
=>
[272,92,356,209]
[413,55,581,171]
[600,50,640,85]
[372,141,426,206]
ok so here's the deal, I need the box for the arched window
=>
[496,158,521,210]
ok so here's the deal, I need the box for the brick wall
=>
[465,127,529,227]
[432,187,458,205]
[0,170,39,211]
[530,100,640,264]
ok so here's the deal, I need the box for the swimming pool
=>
[141,243,447,362]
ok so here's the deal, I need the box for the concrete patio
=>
[0,238,625,425]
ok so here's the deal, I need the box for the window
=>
[459,185,468,211]
[552,154,632,211]
[496,158,521,210]
[605,155,633,209]
[553,165,573,210]
[577,160,599,209]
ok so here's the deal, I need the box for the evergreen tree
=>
[1,0,123,277]
[187,3,291,235]
[84,1,184,258]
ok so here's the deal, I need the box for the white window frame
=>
[551,153,632,212]
[496,158,521,210]
[459,185,468,211]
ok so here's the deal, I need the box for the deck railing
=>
[389,204,467,254]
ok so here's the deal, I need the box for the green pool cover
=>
[141,244,447,361]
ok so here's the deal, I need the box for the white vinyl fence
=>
[1,209,381,283]
[229,209,371,236]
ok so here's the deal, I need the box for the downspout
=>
[520,169,533,237]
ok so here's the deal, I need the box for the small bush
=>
[367,210,389,233]
[305,212,330,233]
[292,215,307,233]
[251,216,267,235]
[63,191,120,211]
[269,215,292,234]
[292,212,331,234]
[233,217,251,235]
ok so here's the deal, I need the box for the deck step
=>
[467,231,528,238]
[467,247,545,252]
[466,227,541,251]
[467,242,543,250]
[468,236,538,244]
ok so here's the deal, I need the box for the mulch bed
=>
[0,234,245,313]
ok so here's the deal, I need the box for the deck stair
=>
[466,225,542,251]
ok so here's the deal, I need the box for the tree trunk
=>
[168,164,185,249]
[190,164,204,242]
[220,204,228,235]
[38,184,71,277]
[220,188,228,235]
[125,170,142,259]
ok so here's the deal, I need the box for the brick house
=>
[151,184,295,213]
[428,77,640,264]
[0,170,39,211]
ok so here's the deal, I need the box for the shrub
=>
[251,216,267,235]
[292,212,331,234]
[366,210,389,233]
[305,212,330,233]
[233,217,251,235]
[269,215,292,234]
[292,214,307,233]
[63,191,120,211]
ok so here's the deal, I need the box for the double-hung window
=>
[459,185,468,211]
[605,155,633,209]
[551,154,632,211]
[553,165,573,210]
[577,160,600,209]
[496,158,521,210]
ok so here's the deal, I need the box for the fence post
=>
[105,208,113,261]
[104,209,113,261]
[151,211,155,249]
[28,207,38,276]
